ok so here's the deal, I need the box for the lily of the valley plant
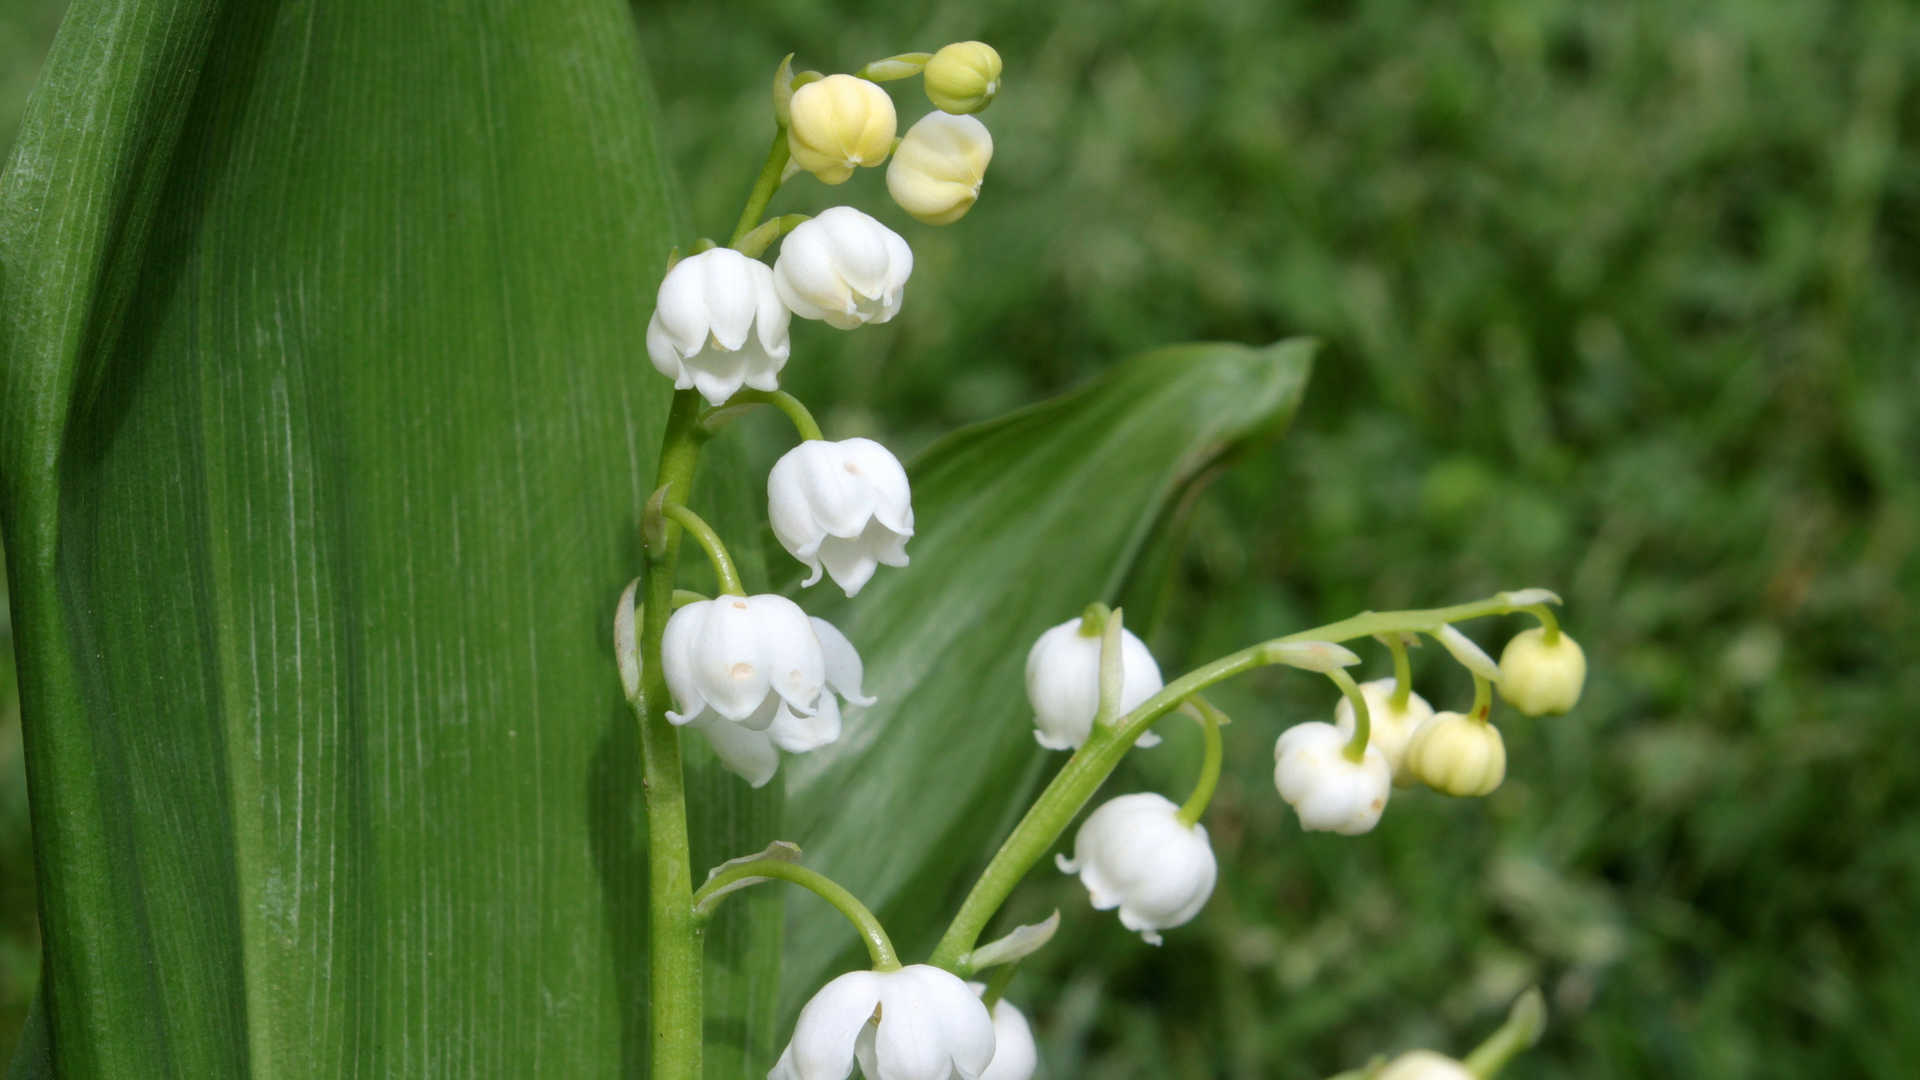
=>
[618,41,1585,1080]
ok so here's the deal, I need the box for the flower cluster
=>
[632,40,1581,1080]
[639,44,1010,795]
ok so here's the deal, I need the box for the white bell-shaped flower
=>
[769,437,914,596]
[1332,677,1435,785]
[774,207,914,329]
[646,247,792,406]
[662,595,873,787]
[887,112,994,225]
[771,964,996,1080]
[1056,792,1216,945]
[1273,721,1392,835]
[1025,618,1164,750]
[972,989,1037,1080]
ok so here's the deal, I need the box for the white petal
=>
[661,601,711,723]
[979,999,1037,1080]
[840,438,914,535]
[700,250,762,352]
[752,595,827,713]
[781,970,884,1079]
[818,538,881,597]
[768,692,841,754]
[809,617,874,705]
[873,967,994,1080]
[690,714,780,789]
[693,596,774,721]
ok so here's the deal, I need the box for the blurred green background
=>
[4,0,1916,1075]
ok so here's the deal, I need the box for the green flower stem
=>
[1462,988,1547,1078]
[635,389,707,1080]
[1386,633,1413,711]
[734,213,811,260]
[725,388,824,441]
[1175,697,1227,826]
[1526,602,1563,644]
[979,961,1020,1009]
[660,502,744,596]
[1468,671,1494,722]
[730,131,792,249]
[1095,608,1127,727]
[1329,668,1371,763]
[692,860,901,971]
[928,589,1552,970]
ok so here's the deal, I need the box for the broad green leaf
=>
[0,1,783,1075]
[781,339,1315,1005]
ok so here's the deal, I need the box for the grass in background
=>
[4,0,1917,1073]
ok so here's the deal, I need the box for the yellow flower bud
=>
[1404,712,1506,797]
[1497,626,1587,716]
[886,112,994,225]
[786,74,897,185]
[923,41,1002,114]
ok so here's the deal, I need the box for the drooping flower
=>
[923,41,1003,115]
[1332,677,1436,784]
[1496,626,1587,716]
[1025,616,1164,750]
[662,595,872,787]
[768,437,914,596]
[771,964,996,1080]
[887,112,994,225]
[645,247,791,406]
[1057,792,1216,945]
[1403,711,1506,797]
[1273,721,1392,834]
[773,207,914,329]
[787,74,898,185]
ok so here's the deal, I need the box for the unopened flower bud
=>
[1025,616,1164,751]
[773,207,914,329]
[886,112,993,225]
[1057,792,1216,944]
[1404,711,1506,796]
[1273,721,1392,834]
[1333,677,1435,785]
[1377,1050,1476,1080]
[1497,626,1587,715]
[924,41,1002,114]
[786,73,897,185]
[645,247,790,405]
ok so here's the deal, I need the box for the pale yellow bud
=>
[1377,1050,1476,1080]
[924,41,1002,114]
[1404,712,1506,797]
[1497,626,1587,716]
[886,112,994,225]
[787,74,897,185]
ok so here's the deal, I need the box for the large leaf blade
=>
[782,340,1314,1002]
[1,1,782,1074]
